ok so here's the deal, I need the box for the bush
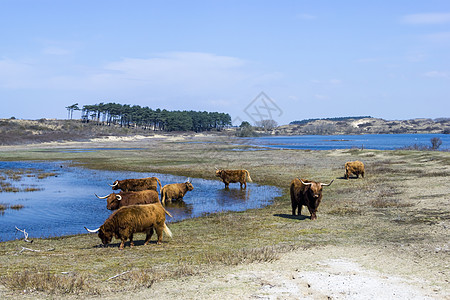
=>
[430,137,442,150]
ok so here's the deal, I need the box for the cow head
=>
[215,169,223,177]
[185,179,194,191]
[96,193,122,210]
[97,226,113,245]
[109,180,120,190]
[84,226,112,246]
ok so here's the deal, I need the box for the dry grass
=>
[0,270,95,295]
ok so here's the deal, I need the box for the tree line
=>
[67,103,231,132]
[290,116,372,125]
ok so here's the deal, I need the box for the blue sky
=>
[1,0,449,125]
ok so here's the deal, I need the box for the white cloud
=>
[401,13,450,24]
[88,52,261,94]
[0,52,283,115]
[296,13,317,20]
[329,79,342,85]
[42,47,71,56]
[355,58,381,63]
[424,31,450,43]
[0,58,40,88]
[424,71,449,78]
[314,94,328,100]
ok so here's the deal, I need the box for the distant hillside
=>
[273,117,450,135]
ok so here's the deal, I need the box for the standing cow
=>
[109,177,162,192]
[215,169,252,189]
[345,161,365,179]
[290,178,334,220]
[95,190,162,211]
[85,203,172,250]
[160,179,194,205]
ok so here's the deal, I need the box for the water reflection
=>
[0,161,281,242]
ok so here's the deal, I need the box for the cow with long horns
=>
[215,169,252,189]
[85,203,172,250]
[290,178,334,220]
[110,177,162,192]
[95,190,162,210]
[160,179,194,205]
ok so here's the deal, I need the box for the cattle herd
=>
[85,161,365,250]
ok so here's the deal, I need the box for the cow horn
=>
[299,178,312,186]
[187,177,191,183]
[116,195,122,201]
[320,179,334,186]
[95,194,109,199]
[84,226,100,233]
[109,181,119,187]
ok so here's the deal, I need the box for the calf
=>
[215,169,252,189]
[345,161,365,179]
[160,180,194,205]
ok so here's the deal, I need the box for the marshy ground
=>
[0,134,448,299]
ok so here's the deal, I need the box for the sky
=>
[1,0,449,126]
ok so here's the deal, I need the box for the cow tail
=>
[163,207,173,218]
[163,223,173,238]
[157,178,162,193]
[246,170,253,182]
[161,188,166,205]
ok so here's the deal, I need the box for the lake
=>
[0,161,281,242]
[247,133,449,151]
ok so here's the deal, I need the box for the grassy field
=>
[0,135,449,298]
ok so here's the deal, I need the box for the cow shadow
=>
[337,176,362,180]
[88,239,166,249]
[274,213,310,221]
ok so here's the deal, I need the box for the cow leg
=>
[155,226,163,245]
[119,239,126,250]
[361,171,364,178]
[291,201,298,215]
[129,234,134,248]
[224,181,229,188]
[144,228,154,245]
[308,207,317,220]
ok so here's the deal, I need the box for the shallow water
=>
[0,161,281,242]
[247,133,449,151]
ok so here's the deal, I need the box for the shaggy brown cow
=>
[345,161,365,179]
[161,179,194,205]
[85,203,172,250]
[290,178,334,220]
[95,190,162,211]
[110,177,162,192]
[215,169,252,189]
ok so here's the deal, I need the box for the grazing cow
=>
[215,169,252,189]
[110,177,162,192]
[95,190,162,211]
[345,161,365,179]
[161,179,194,205]
[290,178,334,220]
[85,203,172,250]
